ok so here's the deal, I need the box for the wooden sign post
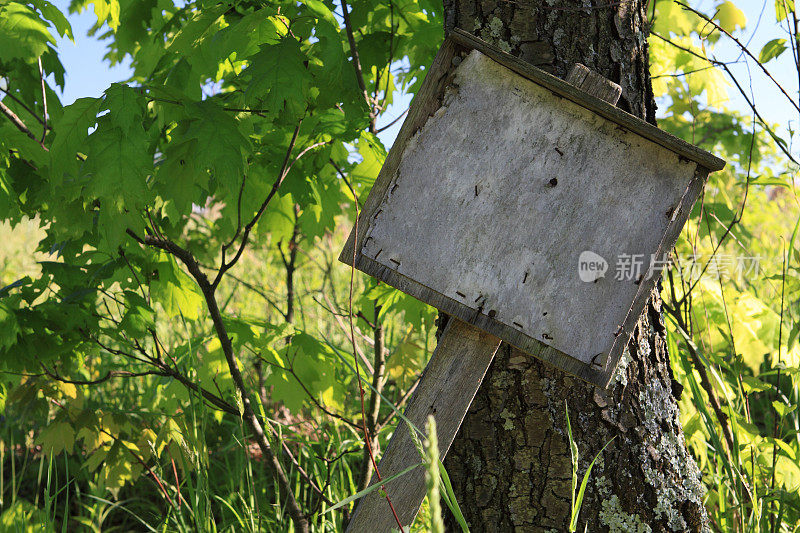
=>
[340,30,724,532]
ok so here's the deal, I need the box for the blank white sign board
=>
[342,30,724,387]
[341,31,726,532]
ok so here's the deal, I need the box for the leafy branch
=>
[126,229,310,532]
[215,117,328,289]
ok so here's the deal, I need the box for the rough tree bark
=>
[441,2,708,532]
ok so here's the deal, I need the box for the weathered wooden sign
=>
[341,29,724,532]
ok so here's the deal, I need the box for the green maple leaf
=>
[49,97,102,182]
[0,303,21,351]
[652,1,699,36]
[175,101,250,194]
[85,447,108,472]
[78,113,153,250]
[300,0,338,28]
[85,122,152,207]
[714,1,746,33]
[310,21,346,99]
[150,254,203,320]
[0,122,48,170]
[164,3,228,58]
[37,421,75,455]
[263,332,343,412]
[0,2,56,62]
[156,138,202,216]
[245,38,309,118]
[103,83,146,134]
[297,175,340,239]
[190,9,286,79]
[74,0,121,31]
[30,0,73,39]
[198,346,234,395]
[759,38,787,63]
[101,441,139,497]
[259,192,297,244]
[119,292,155,337]
[350,131,386,189]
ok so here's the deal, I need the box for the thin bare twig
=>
[144,94,272,115]
[217,119,302,284]
[258,353,359,429]
[39,364,164,385]
[375,108,409,134]
[215,124,327,288]
[673,112,756,308]
[769,244,787,503]
[37,57,48,143]
[320,287,375,373]
[359,302,387,491]
[340,0,372,109]
[224,270,289,320]
[0,86,46,126]
[344,164,403,528]
[377,374,422,430]
[0,100,48,151]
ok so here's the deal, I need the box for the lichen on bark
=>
[440,2,707,531]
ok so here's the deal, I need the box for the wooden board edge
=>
[449,29,726,172]
[600,165,711,388]
[354,253,610,387]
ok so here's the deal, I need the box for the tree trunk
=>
[441,2,708,532]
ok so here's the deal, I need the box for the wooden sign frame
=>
[340,29,724,388]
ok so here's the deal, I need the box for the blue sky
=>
[50,0,798,154]
[51,1,132,104]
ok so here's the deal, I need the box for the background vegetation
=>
[0,0,798,531]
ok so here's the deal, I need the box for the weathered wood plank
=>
[566,63,622,106]
[345,319,501,533]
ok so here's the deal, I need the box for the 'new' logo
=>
[578,251,607,282]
